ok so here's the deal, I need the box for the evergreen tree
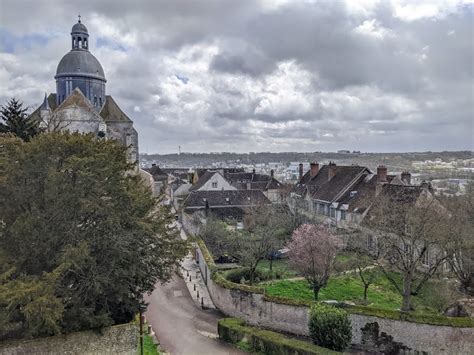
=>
[0,132,188,340]
[0,98,39,141]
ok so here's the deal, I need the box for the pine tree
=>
[0,98,39,141]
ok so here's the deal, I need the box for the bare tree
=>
[286,223,342,300]
[442,182,474,295]
[366,185,449,312]
[244,204,293,271]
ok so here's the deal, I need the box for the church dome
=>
[56,50,105,80]
[71,21,88,35]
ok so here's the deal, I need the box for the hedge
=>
[212,271,265,294]
[195,237,216,270]
[218,318,341,355]
[196,238,474,328]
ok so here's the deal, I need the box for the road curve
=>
[144,275,244,355]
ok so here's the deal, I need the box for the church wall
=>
[107,122,139,163]
[53,106,102,134]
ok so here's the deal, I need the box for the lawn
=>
[264,271,457,314]
[256,259,297,277]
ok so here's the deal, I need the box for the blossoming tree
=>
[286,223,342,300]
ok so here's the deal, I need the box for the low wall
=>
[0,322,137,355]
[196,244,474,355]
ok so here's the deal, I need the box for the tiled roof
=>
[184,190,270,209]
[99,96,133,122]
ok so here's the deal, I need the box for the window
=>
[367,235,376,250]
[341,210,346,220]
[422,248,430,266]
[212,182,218,188]
[330,208,336,218]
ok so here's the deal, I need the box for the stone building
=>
[28,18,138,163]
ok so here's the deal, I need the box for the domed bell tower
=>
[55,16,107,110]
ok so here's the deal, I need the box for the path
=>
[144,276,242,355]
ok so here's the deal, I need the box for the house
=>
[224,169,286,203]
[189,171,237,192]
[289,162,418,227]
[144,164,169,196]
[182,190,271,235]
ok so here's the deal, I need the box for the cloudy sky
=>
[0,0,472,153]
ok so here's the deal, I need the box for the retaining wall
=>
[196,244,474,355]
[0,322,137,355]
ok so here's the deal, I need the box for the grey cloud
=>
[0,0,472,153]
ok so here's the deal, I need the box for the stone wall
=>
[0,322,137,355]
[196,245,474,355]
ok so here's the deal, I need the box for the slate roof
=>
[146,165,168,182]
[184,190,270,209]
[338,174,377,212]
[189,171,219,191]
[295,164,370,202]
[28,93,58,123]
[225,172,284,191]
[56,48,105,80]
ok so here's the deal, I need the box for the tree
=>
[442,182,474,295]
[0,98,39,141]
[243,204,293,271]
[286,224,342,300]
[366,185,449,312]
[0,132,188,340]
[342,251,379,302]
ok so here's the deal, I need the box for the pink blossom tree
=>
[286,223,342,300]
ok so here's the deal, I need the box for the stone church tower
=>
[29,18,139,163]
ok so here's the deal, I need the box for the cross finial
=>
[78,14,82,23]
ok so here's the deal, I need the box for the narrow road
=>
[144,275,244,355]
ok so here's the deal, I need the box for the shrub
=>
[309,303,352,351]
[225,267,275,284]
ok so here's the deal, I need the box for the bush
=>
[225,267,275,284]
[219,318,341,354]
[309,303,352,351]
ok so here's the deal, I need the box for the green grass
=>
[256,259,297,276]
[137,333,160,355]
[264,271,463,315]
[265,272,403,310]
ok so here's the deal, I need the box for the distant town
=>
[141,150,473,197]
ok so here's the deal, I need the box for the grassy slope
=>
[265,271,458,314]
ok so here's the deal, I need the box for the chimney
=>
[328,162,337,181]
[152,163,156,167]
[298,163,304,181]
[401,171,411,185]
[270,169,274,178]
[310,162,319,178]
[377,165,387,183]
[252,168,256,174]
[420,180,431,191]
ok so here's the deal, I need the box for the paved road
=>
[145,275,244,355]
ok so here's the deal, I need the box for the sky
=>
[0,0,473,154]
